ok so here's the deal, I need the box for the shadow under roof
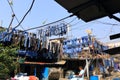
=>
[55,0,120,22]
[103,46,120,55]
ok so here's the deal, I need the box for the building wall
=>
[105,42,120,48]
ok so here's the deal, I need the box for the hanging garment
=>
[58,27,61,36]
[24,32,28,48]
[60,26,64,36]
[28,33,32,49]
[76,39,80,46]
[114,63,119,71]
[73,38,77,46]
[11,34,16,44]
[45,29,49,36]
[38,29,44,38]
[20,35,25,50]
[59,43,63,59]
[76,47,82,53]
[26,51,37,58]
[51,42,55,54]
[99,63,106,74]
[48,42,50,52]
[13,34,19,45]
[0,32,3,40]
[50,26,53,36]
[34,39,39,51]
[39,40,42,51]
[110,57,114,67]
[12,28,17,34]
[8,33,13,41]
[81,36,90,47]
[46,37,49,49]
[3,32,8,41]
[54,43,60,58]
[55,26,59,36]
[18,50,27,56]
[63,24,67,35]
[33,33,36,38]
[104,59,110,68]
[37,39,40,50]
[48,26,51,37]
[93,41,98,49]
[26,37,29,50]
[42,35,47,49]
[29,37,34,50]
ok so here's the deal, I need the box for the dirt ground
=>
[101,71,120,80]
[59,71,120,80]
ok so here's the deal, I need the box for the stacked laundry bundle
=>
[92,40,108,53]
[81,36,92,47]
[63,36,91,58]
[63,38,82,53]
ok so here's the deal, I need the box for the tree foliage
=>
[0,43,19,78]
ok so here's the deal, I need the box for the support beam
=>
[110,33,120,40]
[108,14,120,22]
[86,59,89,80]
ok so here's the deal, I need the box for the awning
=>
[55,0,120,22]
[103,46,120,55]
[20,60,66,67]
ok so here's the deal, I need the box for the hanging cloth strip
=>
[81,36,89,47]
[3,32,8,41]
[34,38,38,51]
[24,32,28,48]
[19,35,25,50]
[37,39,42,51]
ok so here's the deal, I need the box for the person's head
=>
[79,66,83,70]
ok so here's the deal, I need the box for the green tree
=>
[0,43,19,78]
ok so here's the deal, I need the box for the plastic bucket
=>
[90,76,98,80]
[42,67,49,80]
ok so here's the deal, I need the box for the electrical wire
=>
[70,22,116,41]
[68,21,104,39]
[70,21,95,31]
[8,14,15,29]
[0,0,35,41]
[68,20,119,39]
[65,20,120,34]
[95,20,120,26]
[13,0,35,29]
[24,14,74,31]
[7,0,24,30]
[70,21,81,27]
[94,20,120,40]
[67,17,77,24]
[0,14,15,41]
[96,25,114,40]
[35,16,77,39]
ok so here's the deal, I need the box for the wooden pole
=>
[86,59,89,80]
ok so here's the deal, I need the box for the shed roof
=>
[55,0,120,22]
